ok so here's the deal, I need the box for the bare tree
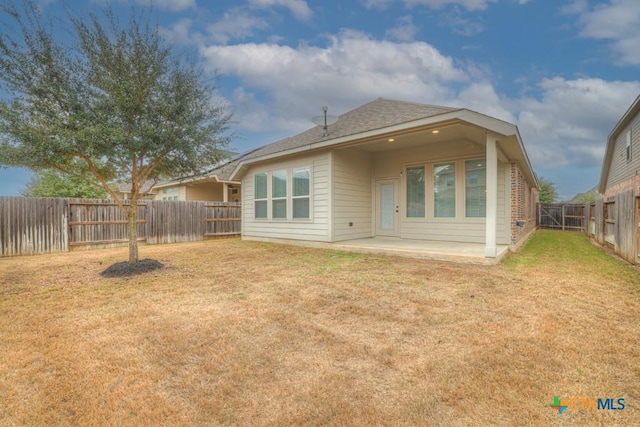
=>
[0,1,232,263]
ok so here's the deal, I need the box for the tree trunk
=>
[127,204,139,264]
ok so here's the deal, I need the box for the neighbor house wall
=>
[332,148,373,241]
[154,185,186,201]
[372,140,510,244]
[241,151,330,241]
[604,109,640,190]
[186,182,224,201]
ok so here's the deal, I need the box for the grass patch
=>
[505,230,638,279]
[1,233,639,425]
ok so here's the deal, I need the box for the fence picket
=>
[0,197,241,257]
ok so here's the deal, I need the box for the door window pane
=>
[380,183,394,230]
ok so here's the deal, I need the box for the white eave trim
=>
[230,109,520,180]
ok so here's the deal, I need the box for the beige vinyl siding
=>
[186,182,224,201]
[373,141,510,244]
[242,152,330,241]
[332,149,373,241]
[606,110,640,189]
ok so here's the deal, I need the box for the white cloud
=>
[516,77,640,168]
[199,27,639,182]
[560,0,588,15]
[440,9,484,36]
[159,18,203,45]
[457,82,515,123]
[249,0,313,21]
[207,9,269,44]
[404,0,496,11]
[201,30,468,133]
[362,0,395,10]
[92,0,196,12]
[572,0,640,65]
[386,15,419,41]
[150,0,196,11]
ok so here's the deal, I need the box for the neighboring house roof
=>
[115,181,157,195]
[115,150,241,193]
[599,94,640,193]
[230,97,537,187]
[567,185,598,203]
[153,156,242,189]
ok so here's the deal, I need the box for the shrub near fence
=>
[0,197,241,257]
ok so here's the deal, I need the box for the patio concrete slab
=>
[246,236,510,264]
[331,237,509,264]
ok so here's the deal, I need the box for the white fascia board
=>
[231,110,469,179]
[230,109,523,181]
[457,110,518,137]
[154,175,229,188]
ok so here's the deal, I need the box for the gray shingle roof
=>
[242,98,461,160]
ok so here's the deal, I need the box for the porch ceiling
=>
[338,121,490,153]
[335,119,532,185]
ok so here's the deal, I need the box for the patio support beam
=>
[485,134,498,258]
[223,183,229,202]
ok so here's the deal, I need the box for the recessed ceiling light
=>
[388,138,395,142]
[432,130,440,134]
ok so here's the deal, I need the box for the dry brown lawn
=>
[1,231,639,426]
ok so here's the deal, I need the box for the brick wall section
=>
[510,162,538,244]
[602,174,640,201]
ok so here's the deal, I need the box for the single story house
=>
[597,94,639,263]
[230,98,539,259]
[153,159,242,203]
[114,157,242,203]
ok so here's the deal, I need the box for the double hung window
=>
[434,162,455,218]
[254,167,310,220]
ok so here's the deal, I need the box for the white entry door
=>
[376,179,399,237]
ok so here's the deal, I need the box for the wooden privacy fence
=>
[537,190,638,265]
[587,189,637,265]
[0,197,241,257]
[537,203,584,231]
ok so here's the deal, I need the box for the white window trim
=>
[292,167,311,220]
[403,157,488,222]
[464,158,487,219]
[254,173,268,219]
[271,170,288,220]
[253,166,313,221]
[626,130,631,162]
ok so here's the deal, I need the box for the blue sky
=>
[1,0,639,200]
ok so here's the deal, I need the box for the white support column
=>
[223,182,229,202]
[485,134,498,258]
